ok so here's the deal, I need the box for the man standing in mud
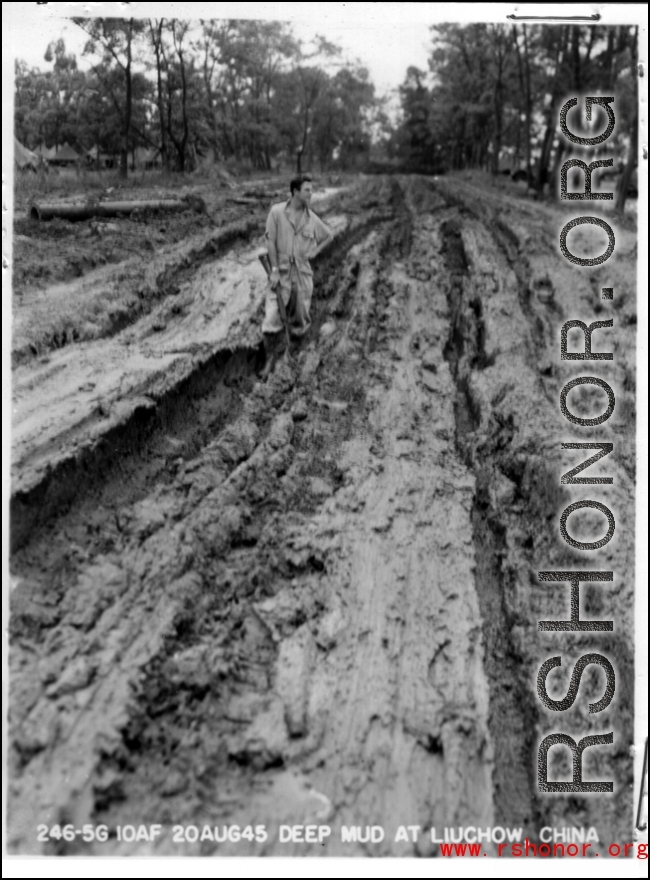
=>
[263,173,333,356]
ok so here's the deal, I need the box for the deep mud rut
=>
[8,175,636,855]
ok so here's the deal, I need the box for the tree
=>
[16,17,382,176]
[388,21,638,205]
[422,24,517,173]
[196,20,233,162]
[613,27,638,213]
[487,25,513,175]
[201,20,300,169]
[293,36,342,170]
[76,68,120,165]
[398,66,436,171]
[148,19,170,170]
[74,17,146,178]
[512,24,533,183]
[159,19,192,172]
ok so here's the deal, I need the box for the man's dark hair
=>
[290,173,313,196]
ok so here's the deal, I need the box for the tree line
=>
[14,18,378,177]
[393,23,639,209]
[14,19,639,209]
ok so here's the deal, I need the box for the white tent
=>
[14,137,39,171]
[35,143,55,160]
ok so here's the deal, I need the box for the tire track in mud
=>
[439,214,541,831]
[7,176,405,854]
[8,175,635,855]
[10,180,393,557]
[435,179,635,844]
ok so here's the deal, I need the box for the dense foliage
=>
[14,18,378,177]
[14,19,638,207]
[394,23,638,206]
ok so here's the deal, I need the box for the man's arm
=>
[265,208,281,289]
[267,238,280,272]
[313,214,333,256]
[314,229,333,257]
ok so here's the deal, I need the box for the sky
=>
[5,6,434,103]
[5,3,645,111]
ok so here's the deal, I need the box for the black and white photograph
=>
[3,2,647,867]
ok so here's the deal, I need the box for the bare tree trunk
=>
[535,27,568,196]
[180,38,190,170]
[491,81,503,176]
[178,54,189,172]
[512,24,532,184]
[158,21,185,172]
[550,25,589,199]
[264,82,273,170]
[150,19,169,171]
[615,27,638,213]
[549,140,565,197]
[162,22,191,173]
[203,57,221,161]
[120,19,134,180]
[489,27,508,177]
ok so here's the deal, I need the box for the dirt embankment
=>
[8,175,636,855]
[11,176,350,363]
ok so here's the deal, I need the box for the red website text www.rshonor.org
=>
[438,840,647,858]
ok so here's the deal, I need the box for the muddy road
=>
[8,175,636,856]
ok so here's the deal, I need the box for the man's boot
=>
[260,331,284,380]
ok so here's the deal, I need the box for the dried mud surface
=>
[8,175,636,856]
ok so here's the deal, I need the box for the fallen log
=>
[30,198,193,222]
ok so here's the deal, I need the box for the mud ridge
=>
[437,183,634,840]
[7,217,390,851]
[85,214,413,847]
[11,343,266,550]
[439,214,540,828]
[13,217,262,366]
[8,190,417,854]
[11,205,393,563]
